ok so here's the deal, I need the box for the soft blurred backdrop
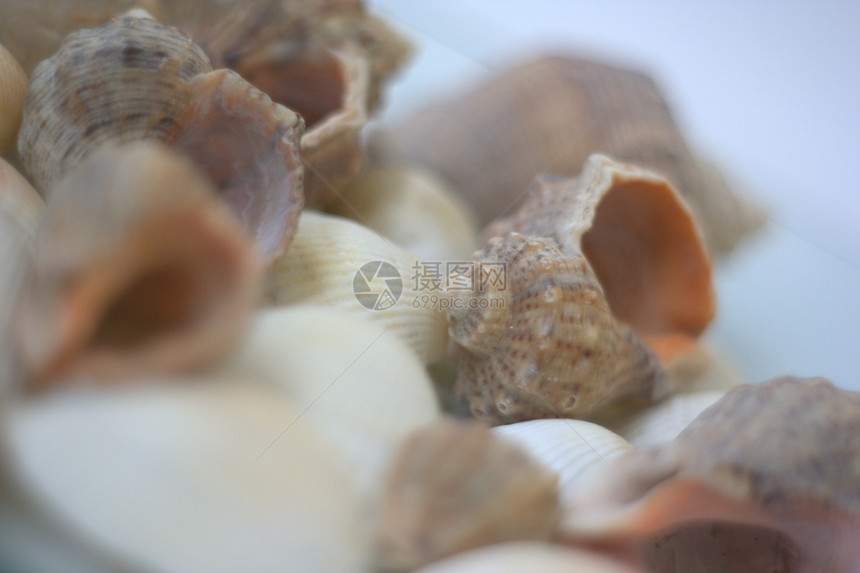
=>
[367,0,860,391]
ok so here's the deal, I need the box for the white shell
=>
[413,541,642,573]
[328,165,479,262]
[2,377,372,573]
[493,419,633,513]
[216,305,441,496]
[611,390,726,449]
[265,211,449,364]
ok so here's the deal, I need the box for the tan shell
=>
[17,13,304,261]
[0,158,44,391]
[0,42,28,154]
[328,165,480,262]
[265,211,449,364]
[563,376,860,573]
[370,55,764,256]
[375,417,561,572]
[15,142,260,388]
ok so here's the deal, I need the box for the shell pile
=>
[0,3,854,573]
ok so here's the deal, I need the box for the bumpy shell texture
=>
[18,13,305,261]
[370,55,763,256]
[375,417,561,572]
[563,376,860,573]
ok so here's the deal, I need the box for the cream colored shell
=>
[266,211,449,364]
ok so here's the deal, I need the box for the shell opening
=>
[639,521,799,573]
[237,50,346,130]
[580,181,713,360]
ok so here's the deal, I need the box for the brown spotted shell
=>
[15,142,261,387]
[370,55,764,257]
[17,13,304,262]
[449,232,665,424]
[375,417,562,572]
[563,376,860,573]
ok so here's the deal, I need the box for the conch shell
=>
[370,55,765,256]
[16,142,260,387]
[563,376,860,573]
[0,42,28,154]
[449,154,715,423]
[375,417,561,572]
[17,13,304,261]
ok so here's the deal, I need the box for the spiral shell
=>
[370,55,764,256]
[266,211,449,364]
[563,376,860,573]
[16,142,260,387]
[17,13,304,261]
[375,417,561,572]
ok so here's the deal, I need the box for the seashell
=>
[17,13,304,261]
[328,165,480,262]
[375,417,561,572]
[0,158,44,392]
[608,390,725,449]
[266,211,449,364]
[16,142,260,388]
[0,42,28,154]
[215,304,440,497]
[413,541,643,573]
[493,419,633,513]
[562,376,860,573]
[370,55,764,257]
[0,0,166,74]
[2,375,373,572]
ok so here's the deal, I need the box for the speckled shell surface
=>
[18,14,305,261]
[16,143,260,387]
[449,232,664,424]
[375,417,561,572]
[370,55,763,256]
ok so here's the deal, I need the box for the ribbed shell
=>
[375,418,561,572]
[16,143,260,387]
[370,55,764,256]
[265,211,449,364]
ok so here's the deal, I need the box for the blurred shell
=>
[375,418,561,572]
[493,419,633,512]
[329,165,480,262]
[18,13,304,261]
[0,0,165,74]
[414,541,642,573]
[450,232,665,424]
[370,55,764,256]
[0,158,44,391]
[216,305,440,497]
[266,211,449,364]
[16,143,260,387]
[608,390,725,449]
[0,42,27,154]
[2,376,372,572]
[563,376,860,573]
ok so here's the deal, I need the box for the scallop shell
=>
[266,211,449,364]
[328,165,480,262]
[0,158,44,392]
[413,541,642,573]
[493,419,633,512]
[375,417,561,572]
[2,376,373,572]
[370,55,764,256]
[16,142,260,387]
[0,42,27,154]
[215,305,440,497]
[562,376,860,573]
[17,13,304,261]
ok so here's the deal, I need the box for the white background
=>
[367,0,860,391]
